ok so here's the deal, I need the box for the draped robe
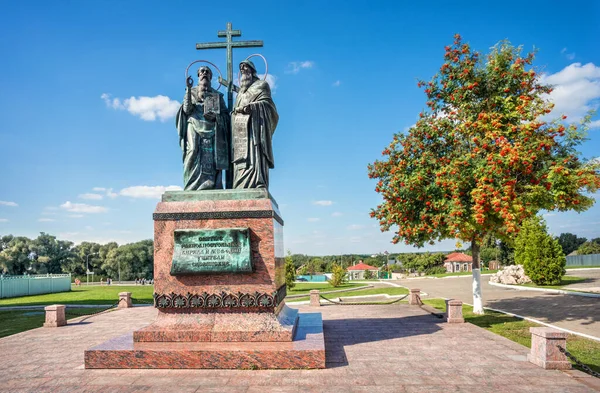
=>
[231,79,279,189]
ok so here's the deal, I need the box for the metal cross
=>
[196,22,263,110]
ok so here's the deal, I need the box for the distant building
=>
[347,261,379,280]
[444,252,473,273]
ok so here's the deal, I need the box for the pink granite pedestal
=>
[527,327,571,370]
[85,190,325,369]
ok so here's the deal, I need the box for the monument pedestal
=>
[84,190,325,369]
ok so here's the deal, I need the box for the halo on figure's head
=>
[238,54,268,84]
[185,60,223,91]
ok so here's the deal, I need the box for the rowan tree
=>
[368,35,600,313]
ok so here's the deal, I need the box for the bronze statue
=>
[175,66,230,190]
[231,60,279,189]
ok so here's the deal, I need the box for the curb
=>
[488,281,600,298]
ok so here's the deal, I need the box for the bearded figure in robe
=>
[175,66,229,190]
[231,60,279,189]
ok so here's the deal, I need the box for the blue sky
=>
[0,1,599,255]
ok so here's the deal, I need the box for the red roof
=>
[445,252,473,262]
[347,262,379,271]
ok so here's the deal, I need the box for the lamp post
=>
[85,252,99,286]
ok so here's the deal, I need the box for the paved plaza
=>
[393,269,600,339]
[0,303,598,392]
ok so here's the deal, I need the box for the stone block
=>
[527,327,571,370]
[447,299,464,323]
[409,288,422,305]
[310,290,321,307]
[44,304,66,327]
[118,292,132,308]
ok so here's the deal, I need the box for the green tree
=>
[557,233,587,255]
[102,240,153,281]
[363,269,374,280]
[479,247,498,266]
[284,250,296,289]
[328,263,347,287]
[515,216,566,285]
[577,241,600,255]
[0,236,34,274]
[31,233,75,274]
[368,35,600,313]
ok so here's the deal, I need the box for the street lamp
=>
[85,252,99,286]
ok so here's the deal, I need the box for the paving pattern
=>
[392,270,600,338]
[0,304,598,392]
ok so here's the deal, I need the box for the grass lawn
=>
[287,286,408,302]
[423,298,600,374]
[520,276,587,290]
[0,307,109,338]
[0,285,155,307]
[427,269,498,278]
[287,282,363,296]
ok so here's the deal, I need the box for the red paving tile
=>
[0,304,596,392]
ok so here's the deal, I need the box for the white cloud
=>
[561,48,576,61]
[590,120,600,129]
[106,188,118,199]
[0,218,8,222]
[60,201,108,214]
[258,74,278,93]
[41,211,57,216]
[92,187,106,192]
[347,224,365,230]
[313,200,333,206]
[79,193,103,200]
[307,217,320,222]
[38,218,55,222]
[331,212,343,217]
[0,201,18,207]
[85,226,93,231]
[68,214,84,218]
[102,93,180,122]
[285,61,314,74]
[332,80,341,87]
[350,236,362,243]
[540,63,600,123]
[119,185,182,199]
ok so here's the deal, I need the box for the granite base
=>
[133,304,299,342]
[85,312,325,369]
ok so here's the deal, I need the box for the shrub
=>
[515,216,566,285]
[328,263,347,287]
[425,266,447,275]
[284,251,296,290]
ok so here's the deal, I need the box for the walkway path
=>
[0,304,597,392]
[391,270,600,339]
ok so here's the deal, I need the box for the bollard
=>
[409,288,422,305]
[118,292,132,308]
[527,327,571,370]
[310,290,321,307]
[44,304,66,327]
[447,300,464,323]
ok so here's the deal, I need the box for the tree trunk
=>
[471,239,484,315]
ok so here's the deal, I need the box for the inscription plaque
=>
[170,228,252,275]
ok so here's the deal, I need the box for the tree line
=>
[0,232,153,281]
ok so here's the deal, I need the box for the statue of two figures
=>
[175,60,278,191]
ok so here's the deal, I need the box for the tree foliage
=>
[284,251,296,289]
[0,232,153,280]
[328,263,347,287]
[577,240,600,255]
[368,34,599,257]
[557,233,587,255]
[515,216,566,285]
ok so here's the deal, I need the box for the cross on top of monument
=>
[196,22,263,109]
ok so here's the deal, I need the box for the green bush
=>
[425,266,447,275]
[328,263,347,287]
[515,216,566,285]
[284,251,296,290]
